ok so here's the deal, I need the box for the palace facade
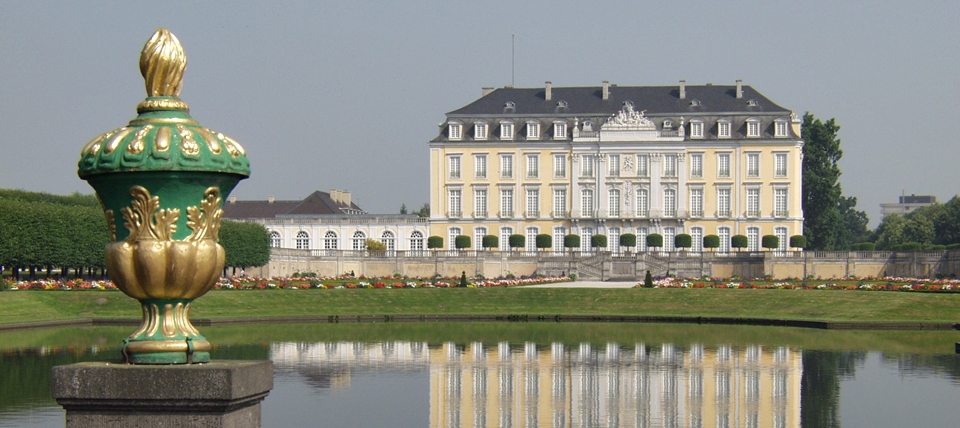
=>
[429,80,804,253]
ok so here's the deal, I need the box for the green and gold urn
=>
[78,29,250,364]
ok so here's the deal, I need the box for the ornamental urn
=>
[78,29,250,364]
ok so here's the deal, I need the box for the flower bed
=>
[634,276,960,292]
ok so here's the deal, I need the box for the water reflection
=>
[271,341,802,428]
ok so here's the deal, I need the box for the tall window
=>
[690,121,704,138]
[580,155,594,177]
[474,227,487,251]
[747,188,760,217]
[580,227,593,252]
[475,155,487,179]
[499,227,513,251]
[381,231,396,254]
[636,189,649,217]
[747,227,760,251]
[690,227,704,253]
[637,155,649,177]
[775,120,788,137]
[499,188,514,217]
[775,153,787,177]
[747,153,760,177]
[775,188,788,217]
[525,188,539,217]
[637,227,648,252]
[448,227,461,251]
[527,122,540,140]
[608,227,621,254]
[269,231,281,248]
[409,231,424,254]
[500,122,514,140]
[474,189,487,217]
[352,231,366,251]
[663,189,677,217]
[525,227,538,252]
[553,154,566,178]
[608,189,621,217]
[500,154,513,178]
[746,120,760,137]
[448,156,461,179]
[690,188,703,217]
[526,154,539,178]
[663,227,676,252]
[553,122,566,139]
[296,231,310,249]
[324,231,338,251]
[449,123,462,140]
[717,153,731,178]
[608,155,620,177]
[718,227,731,255]
[475,123,488,140]
[717,188,731,217]
[550,188,566,217]
[580,189,594,217]
[718,121,731,138]
[775,227,788,254]
[448,189,462,217]
[690,154,703,178]
[663,155,678,178]
[553,227,566,252]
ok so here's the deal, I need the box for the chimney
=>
[330,189,340,204]
[229,195,236,204]
[679,79,686,99]
[268,195,275,204]
[545,81,552,101]
[482,87,495,97]
[602,80,609,101]
[736,79,743,99]
[341,191,351,207]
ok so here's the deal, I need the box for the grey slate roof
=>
[447,84,790,117]
[222,190,365,220]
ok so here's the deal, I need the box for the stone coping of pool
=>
[2,315,958,332]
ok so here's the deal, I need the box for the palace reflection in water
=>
[271,341,800,428]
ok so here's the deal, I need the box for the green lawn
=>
[3,287,960,325]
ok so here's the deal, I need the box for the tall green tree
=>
[220,220,271,272]
[836,196,870,249]
[802,113,844,250]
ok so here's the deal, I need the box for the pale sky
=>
[2,1,958,226]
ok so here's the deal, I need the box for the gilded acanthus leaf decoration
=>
[104,209,117,242]
[186,187,222,241]
[120,186,179,243]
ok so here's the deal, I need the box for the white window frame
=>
[448,156,461,179]
[500,154,513,178]
[447,227,461,251]
[499,188,514,218]
[717,153,731,178]
[774,153,788,178]
[690,153,703,178]
[581,189,594,217]
[500,121,514,140]
[663,189,677,217]
[637,227,648,252]
[553,227,566,252]
[409,231,424,254]
[553,122,567,139]
[474,227,487,251]
[526,154,539,178]
[474,189,487,218]
[552,188,566,217]
[475,154,487,179]
[448,123,462,140]
[746,153,760,178]
[352,231,366,251]
[448,189,462,218]
[296,231,310,250]
[717,188,731,218]
[775,187,788,217]
[775,226,788,254]
[663,154,678,178]
[690,188,703,217]
[746,119,760,138]
[608,189,621,217]
[746,188,760,218]
[527,122,540,140]
[581,155,594,178]
[269,231,281,248]
[554,154,566,178]
[608,154,620,177]
[525,188,539,218]
[774,120,788,138]
[475,122,488,140]
[499,227,513,251]
[690,227,704,253]
[718,227,731,255]
[637,155,649,177]
[662,227,676,252]
[747,227,760,252]
[690,121,704,139]
[381,231,396,254]
[324,231,338,250]
[636,189,649,217]
[607,227,621,254]
[525,227,538,252]
[718,120,731,138]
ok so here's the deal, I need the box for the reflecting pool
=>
[2,323,959,427]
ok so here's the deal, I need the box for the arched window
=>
[381,231,396,254]
[409,231,424,255]
[295,231,310,250]
[718,227,731,255]
[747,227,760,252]
[608,227,621,254]
[775,226,788,255]
[352,231,366,251]
[690,227,704,254]
[499,227,513,252]
[269,231,281,248]
[324,231,338,250]
[526,227,538,253]
[448,227,461,251]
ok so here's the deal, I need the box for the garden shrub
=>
[563,234,580,250]
[703,235,720,250]
[365,239,386,252]
[946,243,960,250]
[535,234,552,250]
[482,234,498,249]
[852,242,876,251]
[928,244,946,251]
[646,233,663,249]
[454,235,471,250]
[427,236,443,249]
[761,235,779,250]
[591,234,607,249]
[675,234,692,250]
[789,235,806,249]
[731,235,748,251]
[643,270,653,288]
[619,233,636,248]
[901,242,922,251]
[508,234,525,249]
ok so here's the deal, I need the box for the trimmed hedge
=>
[703,235,720,249]
[563,234,580,249]
[675,234,692,249]
[851,242,876,251]
[789,235,806,249]
[732,235,748,251]
[454,235,471,250]
[591,234,608,248]
[427,236,443,249]
[761,235,779,250]
[535,234,552,250]
[508,234,525,249]
[647,233,663,248]
[482,234,498,249]
[620,233,637,248]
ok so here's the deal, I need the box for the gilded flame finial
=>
[140,29,186,98]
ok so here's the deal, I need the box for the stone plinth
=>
[52,360,273,428]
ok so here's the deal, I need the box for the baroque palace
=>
[429,80,804,254]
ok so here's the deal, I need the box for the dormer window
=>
[500,121,514,140]
[448,122,462,141]
[663,119,673,129]
[690,119,704,139]
[474,122,488,140]
[553,121,567,139]
[774,119,789,137]
[527,121,540,140]
[690,99,701,107]
[717,119,731,138]
[504,101,516,113]
[557,100,568,108]
[746,118,760,138]
[747,99,759,107]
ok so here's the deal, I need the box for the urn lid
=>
[78,29,250,179]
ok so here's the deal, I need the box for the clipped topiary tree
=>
[789,235,806,250]
[643,270,654,288]
[455,235,471,250]
[365,239,386,256]
[703,234,720,251]
[761,235,779,251]
[536,234,552,251]
[646,233,663,250]
[852,242,876,251]
[675,234,692,251]
[427,236,443,250]
[901,242,922,251]
[508,234,525,250]
[591,234,608,250]
[620,233,637,253]
[482,234,498,250]
[732,235,748,252]
[563,234,580,252]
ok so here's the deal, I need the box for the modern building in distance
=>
[429,80,804,254]
[880,194,937,219]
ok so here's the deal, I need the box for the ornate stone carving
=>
[602,101,655,130]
